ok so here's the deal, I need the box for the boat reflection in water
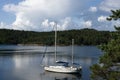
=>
[40,71,82,80]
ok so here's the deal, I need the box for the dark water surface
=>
[0,45,102,80]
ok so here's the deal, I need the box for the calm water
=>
[0,45,102,80]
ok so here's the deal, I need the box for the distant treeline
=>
[0,28,114,45]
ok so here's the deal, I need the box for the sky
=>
[0,0,120,32]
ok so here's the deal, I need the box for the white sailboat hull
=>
[44,66,82,73]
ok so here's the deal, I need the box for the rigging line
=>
[40,45,48,66]
[40,22,57,66]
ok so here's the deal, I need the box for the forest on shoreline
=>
[0,28,114,46]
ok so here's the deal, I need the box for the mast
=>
[72,39,74,66]
[55,23,57,63]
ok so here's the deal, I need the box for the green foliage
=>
[90,64,110,80]
[0,28,111,45]
[91,9,120,80]
[107,9,120,21]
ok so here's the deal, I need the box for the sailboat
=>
[44,23,82,73]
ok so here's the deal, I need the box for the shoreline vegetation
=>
[0,28,115,46]
[90,9,120,80]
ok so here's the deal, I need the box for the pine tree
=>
[90,9,120,80]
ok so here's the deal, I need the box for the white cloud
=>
[41,19,57,31]
[99,0,120,12]
[41,17,79,31]
[2,0,95,31]
[3,0,73,31]
[3,0,71,16]
[1,0,117,31]
[98,16,107,22]
[60,17,72,30]
[82,21,92,28]
[41,18,93,31]
[41,19,50,27]
[89,6,97,12]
